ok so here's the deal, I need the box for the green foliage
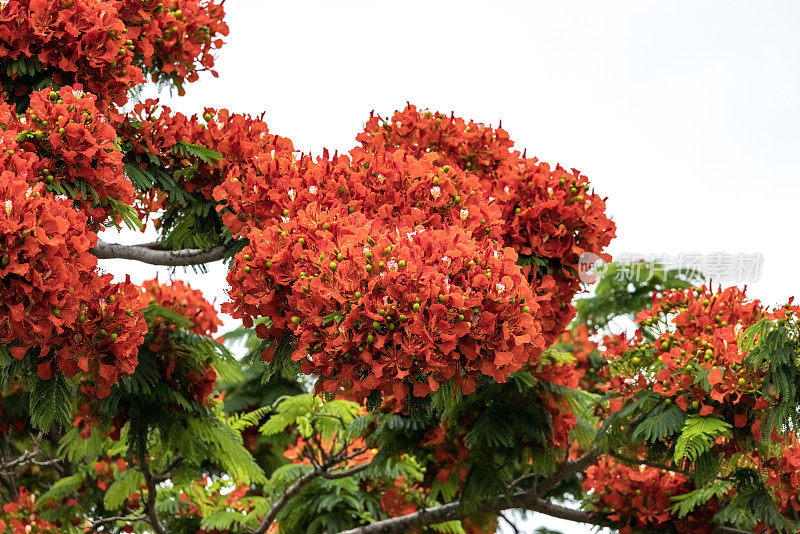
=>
[715,468,798,532]
[172,141,223,165]
[575,261,702,332]
[38,473,85,505]
[57,427,106,462]
[743,323,800,437]
[104,469,145,510]
[187,417,266,484]
[633,404,687,443]
[674,415,732,463]
[29,372,74,431]
[670,480,733,517]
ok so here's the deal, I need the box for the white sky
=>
[100,1,800,531]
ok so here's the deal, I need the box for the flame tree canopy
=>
[0,2,798,534]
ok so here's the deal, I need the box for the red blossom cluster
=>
[357,105,616,345]
[418,424,470,485]
[0,0,142,105]
[116,0,228,90]
[0,487,67,533]
[142,278,221,404]
[555,325,602,389]
[0,0,227,106]
[4,85,134,227]
[178,478,266,534]
[215,146,500,239]
[604,285,798,438]
[764,437,800,514]
[143,277,221,337]
[228,207,542,398]
[121,101,293,202]
[0,129,146,397]
[583,456,717,534]
[219,106,614,400]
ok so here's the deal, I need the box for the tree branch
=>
[0,432,58,474]
[91,240,226,266]
[336,444,753,534]
[88,514,146,532]
[253,468,322,534]
[141,460,167,534]
[253,447,372,534]
[529,498,619,528]
[334,450,599,534]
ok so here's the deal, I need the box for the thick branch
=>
[333,450,599,534]
[336,446,753,534]
[529,498,619,528]
[142,461,167,534]
[91,240,226,266]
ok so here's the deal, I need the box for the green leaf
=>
[124,162,156,190]
[38,473,85,504]
[738,317,772,352]
[29,373,74,430]
[144,304,194,329]
[187,418,266,484]
[173,141,223,165]
[674,415,732,463]
[633,404,686,443]
[104,470,145,510]
[671,480,733,517]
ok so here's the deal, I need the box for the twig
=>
[88,514,146,532]
[499,512,520,534]
[0,432,58,473]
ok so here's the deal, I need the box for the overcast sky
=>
[101,2,800,531]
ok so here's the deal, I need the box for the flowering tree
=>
[0,2,798,533]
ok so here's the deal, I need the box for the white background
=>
[102,2,800,531]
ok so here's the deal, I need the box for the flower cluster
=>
[0,487,67,533]
[8,86,134,227]
[122,101,293,203]
[215,145,500,241]
[227,206,543,399]
[143,277,221,337]
[218,106,614,400]
[141,278,221,404]
[57,273,147,397]
[355,105,616,346]
[0,0,142,105]
[603,285,798,437]
[0,173,96,358]
[583,456,717,534]
[554,325,603,389]
[0,157,145,396]
[116,0,228,91]
[418,424,471,486]
[0,0,227,106]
